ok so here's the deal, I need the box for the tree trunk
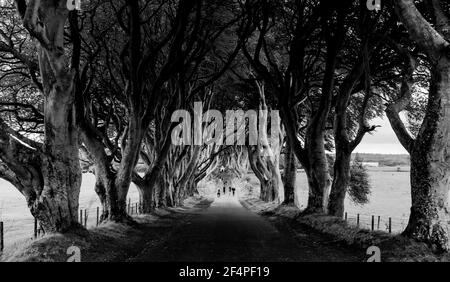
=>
[34,79,82,232]
[389,0,450,251]
[302,130,332,214]
[137,182,154,213]
[175,146,202,203]
[280,105,331,213]
[137,130,173,213]
[80,128,124,222]
[328,151,351,217]
[282,142,296,205]
[113,118,143,220]
[248,145,281,202]
[246,82,283,203]
[403,65,450,252]
[0,0,84,233]
[328,57,366,217]
[21,1,82,233]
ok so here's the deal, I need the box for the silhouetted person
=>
[217,189,221,198]
[223,186,226,194]
[232,188,236,196]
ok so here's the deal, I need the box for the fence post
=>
[96,207,99,227]
[34,217,38,239]
[377,216,380,230]
[79,209,83,224]
[371,215,374,231]
[135,203,138,215]
[389,217,392,234]
[84,209,88,228]
[1,221,4,252]
[128,198,131,214]
[344,212,347,222]
[357,214,360,228]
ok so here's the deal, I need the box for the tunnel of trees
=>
[0,0,450,251]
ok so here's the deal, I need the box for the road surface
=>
[130,195,364,262]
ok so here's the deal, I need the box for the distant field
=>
[0,174,140,251]
[0,167,412,251]
[246,166,411,233]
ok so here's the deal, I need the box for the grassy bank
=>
[238,178,449,262]
[0,197,211,262]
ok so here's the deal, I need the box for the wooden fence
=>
[343,212,408,234]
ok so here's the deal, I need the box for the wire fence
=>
[0,201,411,253]
[0,198,141,253]
[343,211,408,234]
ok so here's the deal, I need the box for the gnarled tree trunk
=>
[302,129,332,214]
[8,0,82,233]
[328,52,374,217]
[388,0,450,251]
[80,128,121,221]
[403,65,450,252]
[114,120,143,220]
[247,82,283,203]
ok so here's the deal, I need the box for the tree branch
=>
[395,0,449,60]
[385,49,416,154]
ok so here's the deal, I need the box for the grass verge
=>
[0,196,212,262]
[240,195,448,262]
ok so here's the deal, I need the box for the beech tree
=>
[2,0,449,255]
[243,79,283,202]
[282,141,296,205]
[241,0,353,213]
[76,0,241,219]
[328,1,404,217]
[386,0,450,251]
[0,0,83,233]
[129,0,243,212]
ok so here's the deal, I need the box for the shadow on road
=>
[129,195,364,262]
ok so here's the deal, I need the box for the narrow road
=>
[130,196,364,262]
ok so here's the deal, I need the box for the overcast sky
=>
[353,115,408,155]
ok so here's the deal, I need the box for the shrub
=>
[348,155,371,205]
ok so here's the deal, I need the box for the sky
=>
[353,115,408,155]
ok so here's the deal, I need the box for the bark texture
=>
[247,82,284,203]
[388,0,450,251]
[0,0,82,232]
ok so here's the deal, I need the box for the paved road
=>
[130,196,364,262]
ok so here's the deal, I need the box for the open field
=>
[0,174,140,251]
[0,167,411,251]
[246,166,412,233]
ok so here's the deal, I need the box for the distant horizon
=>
[353,115,409,155]
[351,152,409,156]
